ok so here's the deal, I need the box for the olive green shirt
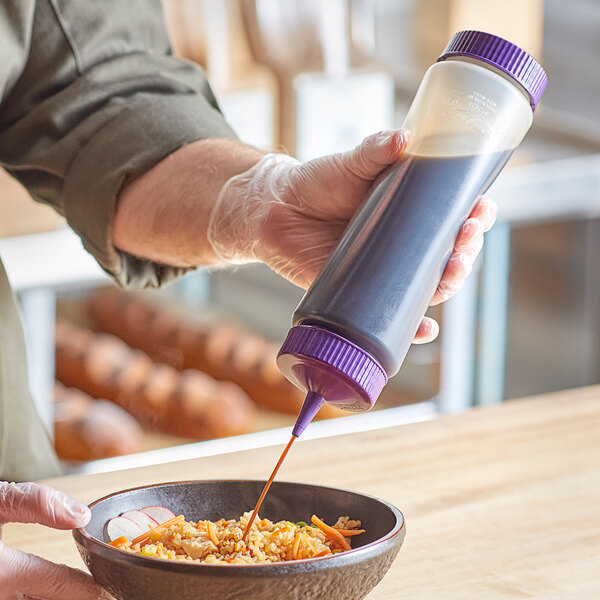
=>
[0,0,236,481]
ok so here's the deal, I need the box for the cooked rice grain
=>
[112,512,362,564]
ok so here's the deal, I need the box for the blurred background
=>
[1,0,599,472]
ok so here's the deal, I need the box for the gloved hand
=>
[0,481,112,600]
[207,130,497,343]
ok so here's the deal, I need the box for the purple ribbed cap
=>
[277,325,387,413]
[438,30,547,111]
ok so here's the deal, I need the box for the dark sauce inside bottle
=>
[294,149,514,376]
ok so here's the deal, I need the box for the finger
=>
[430,253,472,306]
[468,197,498,231]
[412,317,440,344]
[339,129,408,181]
[1,544,111,600]
[453,218,484,253]
[462,234,484,261]
[0,482,90,529]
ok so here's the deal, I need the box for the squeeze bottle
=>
[276,31,548,436]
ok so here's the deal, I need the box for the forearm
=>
[113,138,266,267]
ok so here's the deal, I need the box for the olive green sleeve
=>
[0,0,236,288]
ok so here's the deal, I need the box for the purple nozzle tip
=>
[292,392,325,437]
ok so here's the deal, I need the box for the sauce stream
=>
[242,435,297,541]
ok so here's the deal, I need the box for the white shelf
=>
[62,400,438,475]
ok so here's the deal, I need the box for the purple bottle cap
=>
[438,30,547,111]
[277,325,387,435]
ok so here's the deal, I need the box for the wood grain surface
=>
[4,385,600,599]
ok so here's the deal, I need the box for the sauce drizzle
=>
[242,435,297,542]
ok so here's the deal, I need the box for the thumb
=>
[0,543,112,600]
[337,129,408,181]
[0,482,90,529]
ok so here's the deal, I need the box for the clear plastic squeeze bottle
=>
[277,31,548,436]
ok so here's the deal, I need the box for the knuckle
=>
[462,235,483,256]
[361,131,383,149]
[0,483,29,522]
[0,482,60,527]
[46,567,72,598]
[4,548,35,593]
[462,218,483,237]
[37,559,77,598]
[437,281,456,299]
[352,147,373,179]
[453,252,472,272]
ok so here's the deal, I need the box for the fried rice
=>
[109,512,364,564]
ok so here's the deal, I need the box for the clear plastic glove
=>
[0,482,111,600]
[208,130,498,343]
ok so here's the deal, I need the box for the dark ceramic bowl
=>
[73,480,405,600]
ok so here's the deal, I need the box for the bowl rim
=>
[73,479,405,570]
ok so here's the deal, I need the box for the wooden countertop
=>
[5,386,600,599]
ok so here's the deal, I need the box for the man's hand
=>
[207,130,497,343]
[116,132,496,343]
[0,482,111,600]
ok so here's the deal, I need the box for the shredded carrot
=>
[310,515,351,551]
[313,549,331,558]
[272,525,291,536]
[334,528,365,537]
[207,521,220,546]
[215,519,227,526]
[108,536,128,547]
[260,518,268,528]
[292,532,301,559]
[130,515,184,546]
[303,532,318,554]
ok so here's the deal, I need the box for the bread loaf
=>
[54,383,143,461]
[88,288,346,419]
[55,320,256,440]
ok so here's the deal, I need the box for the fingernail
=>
[61,493,91,524]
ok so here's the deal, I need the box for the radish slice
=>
[106,516,144,541]
[121,510,159,531]
[140,506,176,524]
